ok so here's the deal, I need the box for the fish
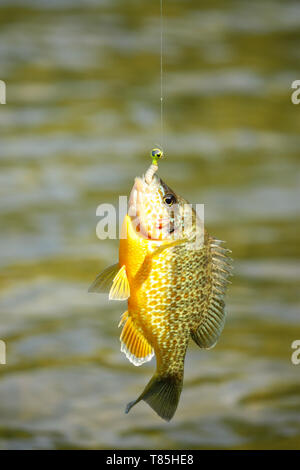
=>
[89,160,232,421]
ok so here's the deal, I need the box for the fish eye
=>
[163,194,176,206]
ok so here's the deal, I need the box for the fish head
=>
[128,174,195,241]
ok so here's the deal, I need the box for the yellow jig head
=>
[145,148,164,184]
[151,148,163,165]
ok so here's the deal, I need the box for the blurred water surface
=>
[0,0,300,449]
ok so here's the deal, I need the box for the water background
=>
[0,0,300,449]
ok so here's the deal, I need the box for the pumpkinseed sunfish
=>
[89,152,232,421]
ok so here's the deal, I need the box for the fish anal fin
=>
[109,265,130,300]
[120,315,154,366]
[118,310,128,328]
[88,263,120,294]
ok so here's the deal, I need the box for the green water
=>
[0,0,300,449]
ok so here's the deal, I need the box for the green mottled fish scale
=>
[128,231,232,384]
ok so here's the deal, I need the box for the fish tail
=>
[125,372,183,421]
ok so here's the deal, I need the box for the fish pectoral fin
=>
[88,263,120,294]
[88,263,130,300]
[120,314,154,366]
[109,265,130,300]
[151,238,188,257]
[191,300,226,350]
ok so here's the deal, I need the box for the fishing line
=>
[145,1,164,184]
[160,0,164,152]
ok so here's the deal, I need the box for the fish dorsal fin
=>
[109,265,130,300]
[191,238,233,349]
[119,312,154,366]
[88,263,120,293]
[89,263,130,300]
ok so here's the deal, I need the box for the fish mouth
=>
[128,177,145,236]
[128,176,163,239]
[128,177,144,217]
